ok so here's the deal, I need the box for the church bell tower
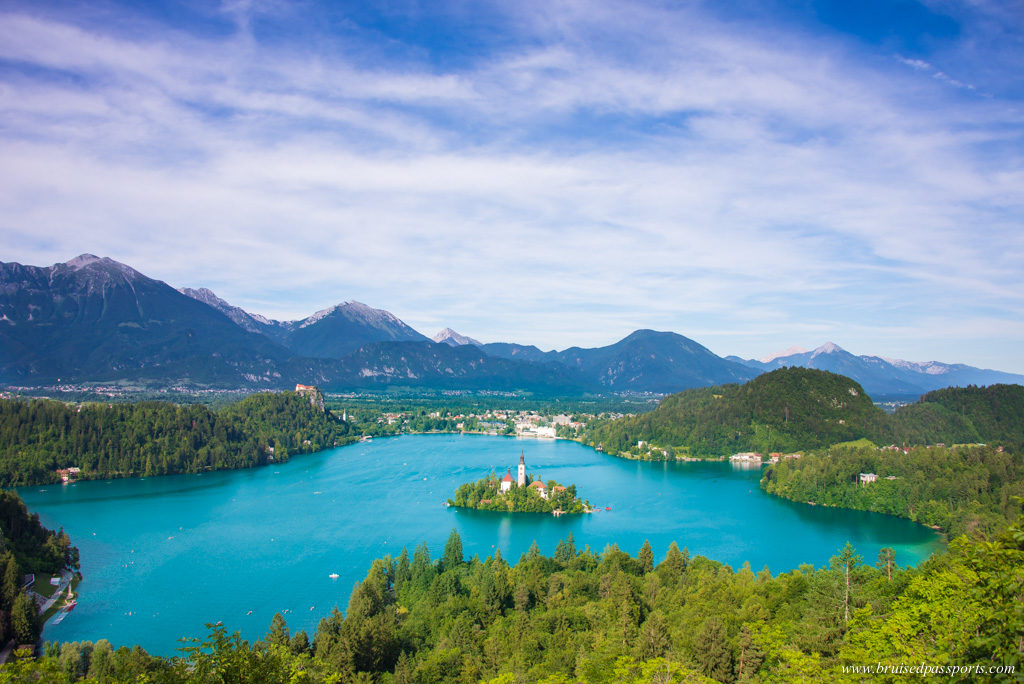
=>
[517,450,526,487]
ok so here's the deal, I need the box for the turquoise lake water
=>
[19,434,944,655]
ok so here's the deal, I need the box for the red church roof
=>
[501,469,514,482]
[528,480,546,489]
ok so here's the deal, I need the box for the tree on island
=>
[448,472,590,514]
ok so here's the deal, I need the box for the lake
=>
[20,434,943,654]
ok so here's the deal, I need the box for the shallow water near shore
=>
[20,434,943,654]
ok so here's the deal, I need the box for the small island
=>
[448,451,591,514]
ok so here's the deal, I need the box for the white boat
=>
[328,573,339,579]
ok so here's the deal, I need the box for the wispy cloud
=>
[896,55,978,91]
[0,0,1022,370]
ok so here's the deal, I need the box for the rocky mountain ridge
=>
[3,255,1022,396]
[732,342,1024,398]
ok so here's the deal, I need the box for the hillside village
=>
[357,407,603,439]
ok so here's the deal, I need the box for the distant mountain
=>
[760,345,807,363]
[879,358,1024,390]
[734,342,1024,398]
[481,331,757,393]
[179,289,428,358]
[433,328,482,347]
[6,256,1021,396]
[0,255,310,386]
[0,257,575,392]
[285,301,427,359]
[328,341,583,392]
[179,287,279,336]
[549,330,758,393]
[480,342,555,364]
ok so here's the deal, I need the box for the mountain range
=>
[728,342,1024,399]
[1,255,1021,396]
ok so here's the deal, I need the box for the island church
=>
[500,451,552,499]
[500,451,528,492]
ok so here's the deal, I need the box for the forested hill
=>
[0,490,79,647]
[888,384,1024,449]
[760,385,1024,537]
[588,369,1024,458]
[0,490,78,575]
[589,368,885,458]
[0,391,354,486]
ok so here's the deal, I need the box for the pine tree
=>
[695,616,733,682]
[831,542,862,624]
[876,547,896,581]
[658,541,688,578]
[266,612,289,647]
[394,547,411,596]
[289,629,310,655]
[442,529,463,571]
[393,651,414,684]
[411,542,432,591]
[638,539,654,574]
[1,554,20,611]
[554,533,577,564]
[640,611,671,659]
[11,592,38,644]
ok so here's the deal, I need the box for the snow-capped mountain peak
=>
[812,341,845,356]
[297,301,404,329]
[433,328,482,347]
[882,358,953,375]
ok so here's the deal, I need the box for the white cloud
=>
[0,0,1022,370]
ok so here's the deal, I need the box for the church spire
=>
[517,450,526,487]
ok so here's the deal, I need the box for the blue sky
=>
[1,0,1022,371]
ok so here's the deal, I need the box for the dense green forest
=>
[4,515,1022,682]
[0,491,77,576]
[0,391,354,487]
[588,369,1024,458]
[886,384,1024,449]
[762,444,1024,537]
[449,473,590,514]
[0,490,79,649]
